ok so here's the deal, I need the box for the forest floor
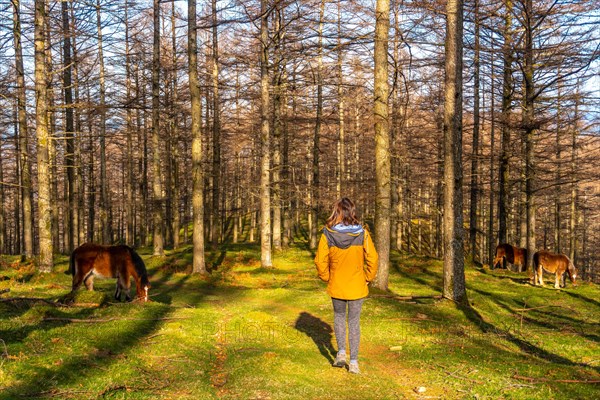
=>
[0,242,599,399]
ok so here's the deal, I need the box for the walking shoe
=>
[332,352,346,368]
[348,361,360,374]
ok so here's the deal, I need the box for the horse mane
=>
[127,247,149,286]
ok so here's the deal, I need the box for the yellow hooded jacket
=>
[314,224,378,300]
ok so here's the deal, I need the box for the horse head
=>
[568,261,578,286]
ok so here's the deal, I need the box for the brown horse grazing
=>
[68,243,150,302]
[532,250,578,289]
[493,243,528,272]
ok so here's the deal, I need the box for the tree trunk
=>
[13,104,21,254]
[488,51,496,267]
[96,0,110,244]
[125,0,135,246]
[171,1,181,249]
[523,0,536,273]
[188,0,206,274]
[70,2,84,247]
[498,0,513,246]
[443,0,466,303]
[373,0,391,291]
[436,114,443,258]
[46,18,59,253]
[337,0,345,198]
[260,0,273,268]
[211,0,221,245]
[310,0,326,250]
[272,4,285,251]
[35,0,53,271]
[12,0,34,258]
[86,86,95,243]
[569,94,578,263]
[152,0,164,255]
[0,132,5,253]
[468,0,480,262]
[62,0,75,253]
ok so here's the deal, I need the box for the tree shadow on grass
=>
[4,303,174,398]
[458,301,600,373]
[294,312,336,364]
[469,287,600,343]
[392,262,443,293]
[562,290,600,309]
[4,263,210,398]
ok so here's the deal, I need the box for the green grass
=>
[1,244,599,399]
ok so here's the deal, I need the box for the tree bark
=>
[96,0,110,244]
[70,3,84,247]
[271,3,285,251]
[211,0,221,245]
[12,0,34,258]
[488,52,496,267]
[310,0,326,251]
[260,0,273,268]
[125,0,135,246]
[498,0,513,246]
[189,0,206,273]
[0,129,5,253]
[443,0,466,303]
[569,93,578,263]
[62,0,75,253]
[523,0,536,273]
[337,0,345,198]
[35,0,53,271]
[469,0,480,262]
[152,0,164,255]
[373,0,391,291]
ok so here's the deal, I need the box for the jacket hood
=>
[323,224,364,249]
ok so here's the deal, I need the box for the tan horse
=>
[68,243,150,301]
[532,250,577,289]
[493,243,528,272]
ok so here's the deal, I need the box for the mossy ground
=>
[0,243,598,399]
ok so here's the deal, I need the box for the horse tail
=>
[532,251,540,271]
[128,247,149,287]
[65,250,75,275]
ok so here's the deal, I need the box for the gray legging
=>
[332,297,365,361]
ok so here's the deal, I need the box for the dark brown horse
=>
[68,243,150,301]
[493,243,528,272]
[532,250,577,289]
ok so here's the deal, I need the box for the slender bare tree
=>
[152,0,164,255]
[373,0,391,291]
[12,0,33,258]
[189,0,206,273]
[443,0,466,303]
[260,0,273,268]
[35,0,53,271]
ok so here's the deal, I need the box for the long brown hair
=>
[326,197,361,228]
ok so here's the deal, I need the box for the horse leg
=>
[83,270,95,291]
[114,279,122,301]
[554,272,561,289]
[121,272,132,302]
[536,265,544,286]
[72,272,84,292]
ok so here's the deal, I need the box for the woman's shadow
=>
[294,312,336,364]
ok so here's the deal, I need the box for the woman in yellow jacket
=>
[314,198,378,374]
